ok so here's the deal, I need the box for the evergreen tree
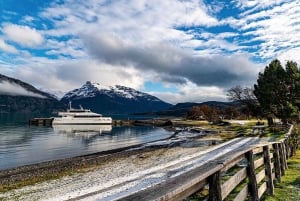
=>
[254,59,299,124]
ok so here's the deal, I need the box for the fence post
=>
[284,138,290,159]
[290,138,294,157]
[246,150,259,201]
[263,145,274,195]
[278,143,286,175]
[293,136,298,156]
[208,171,222,201]
[282,142,288,170]
[272,143,281,182]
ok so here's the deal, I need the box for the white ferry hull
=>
[52,124,112,134]
[52,117,112,125]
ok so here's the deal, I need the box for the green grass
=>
[264,149,300,201]
[172,119,210,127]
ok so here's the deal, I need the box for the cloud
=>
[150,82,227,104]
[37,0,262,91]
[225,1,300,61]
[0,38,17,53]
[0,81,46,98]
[82,33,261,87]
[278,47,300,65]
[10,58,144,97]
[2,0,298,104]
[233,0,289,10]
[2,23,44,47]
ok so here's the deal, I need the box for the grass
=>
[0,163,102,194]
[0,169,75,193]
[172,119,210,127]
[264,149,300,201]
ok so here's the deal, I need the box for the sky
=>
[0,0,300,104]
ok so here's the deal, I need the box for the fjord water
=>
[0,114,173,170]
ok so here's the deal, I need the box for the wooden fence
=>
[120,124,299,201]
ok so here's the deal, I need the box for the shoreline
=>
[0,127,222,193]
[1,126,207,186]
[0,132,177,186]
[0,145,216,200]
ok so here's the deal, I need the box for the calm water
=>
[0,115,172,170]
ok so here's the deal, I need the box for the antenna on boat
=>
[79,105,83,110]
[69,101,73,109]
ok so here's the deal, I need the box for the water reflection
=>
[53,125,112,136]
[0,123,172,170]
[52,124,113,144]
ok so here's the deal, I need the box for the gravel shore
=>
[0,131,221,200]
[0,145,213,200]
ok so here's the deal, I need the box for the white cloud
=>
[278,47,300,65]
[10,58,144,97]
[0,38,17,53]
[2,23,44,47]
[150,82,227,104]
[3,0,298,104]
[82,33,260,88]
[225,1,300,61]
[40,0,217,47]
[22,15,35,23]
[0,81,46,98]
[233,0,289,10]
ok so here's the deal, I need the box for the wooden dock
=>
[29,118,54,126]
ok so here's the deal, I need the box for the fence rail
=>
[119,125,298,201]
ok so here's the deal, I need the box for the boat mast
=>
[69,101,73,110]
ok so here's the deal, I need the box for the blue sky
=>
[0,0,300,103]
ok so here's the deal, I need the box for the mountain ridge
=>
[61,81,173,114]
[154,101,243,116]
[0,74,173,115]
[0,73,242,117]
[0,73,64,114]
[0,74,55,99]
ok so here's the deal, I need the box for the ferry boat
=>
[52,102,112,125]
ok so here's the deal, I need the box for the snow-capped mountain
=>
[0,74,172,115]
[61,81,172,114]
[63,81,162,101]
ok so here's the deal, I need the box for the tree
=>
[285,61,300,109]
[224,106,239,119]
[186,105,222,123]
[227,85,261,118]
[186,106,204,120]
[199,105,212,120]
[253,59,299,124]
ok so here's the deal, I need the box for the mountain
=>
[156,101,243,116]
[0,74,64,115]
[61,81,172,114]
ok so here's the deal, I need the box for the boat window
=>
[73,116,101,118]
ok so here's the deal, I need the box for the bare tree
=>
[227,86,261,118]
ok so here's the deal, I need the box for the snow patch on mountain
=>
[39,88,66,100]
[92,82,112,91]
[63,81,161,101]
